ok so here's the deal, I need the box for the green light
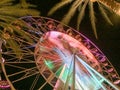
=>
[55,65,73,85]
[55,66,63,76]
[44,59,54,70]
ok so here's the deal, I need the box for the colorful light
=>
[35,31,119,89]
[0,80,10,89]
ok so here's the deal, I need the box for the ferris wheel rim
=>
[1,16,120,89]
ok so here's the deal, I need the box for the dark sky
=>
[31,0,120,74]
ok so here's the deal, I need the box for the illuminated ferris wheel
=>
[0,16,120,90]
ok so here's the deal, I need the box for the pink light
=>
[44,31,101,70]
[0,80,10,89]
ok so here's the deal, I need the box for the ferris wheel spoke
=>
[38,72,55,90]
[2,56,17,62]
[5,63,27,69]
[3,48,34,56]
[30,74,40,90]
[75,55,119,90]
[8,67,39,83]
[13,37,33,45]
[7,66,38,77]
[3,55,35,62]
[21,49,34,54]
[5,61,35,66]
[5,60,35,65]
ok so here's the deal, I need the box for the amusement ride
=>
[0,16,120,90]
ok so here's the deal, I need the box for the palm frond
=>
[62,0,82,24]
[0,6,40,17]
[77,0,89,30]
[1,31,22,58]
[98,2,113,25]
[0,0,13,6]
[1,20,34,57]
[20,0,30,8]
[9,24,34,44]
[7,39,22,58]
[89,1,98,39]
[0,22,9,28]
[0,15,16,23]
[48,0,72,15]
[0,0,40,17]
[18,0,37,8]
[78,3,82,11]
[0,0,40,58]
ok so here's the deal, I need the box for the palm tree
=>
[48,0,120,39]
[0,0,40,57]
[0,0,40,27]
[0,1,40,89]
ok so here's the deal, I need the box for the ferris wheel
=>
[0,16,120,90]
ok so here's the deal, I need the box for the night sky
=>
[31,0,120,74]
